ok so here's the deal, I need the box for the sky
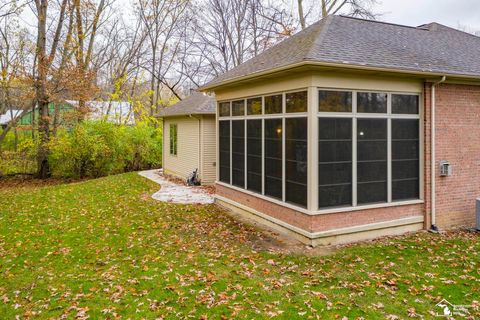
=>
[17,0,480,33]
[376,0,480,31]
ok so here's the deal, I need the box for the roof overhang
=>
[200,60,480,92]
[157,112,215,118]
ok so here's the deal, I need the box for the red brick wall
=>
[217,184,423,233]
[432,83,480,228]
[216,185,312,231]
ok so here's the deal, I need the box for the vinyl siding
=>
[200,115,216,184]
[163,116,200,181]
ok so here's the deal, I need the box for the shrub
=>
[122,124,162,172]
[48,121,162,178]
[0,131,37,176]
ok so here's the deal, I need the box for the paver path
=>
[138,169,214,204]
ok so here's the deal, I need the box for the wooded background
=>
[0,0,378,178]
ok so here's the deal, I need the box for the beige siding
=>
[214,70,423,101]
[200,115,216,184]
[163,116,200,181]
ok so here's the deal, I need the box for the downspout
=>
[189,114,202,183]
[430,75,446,231]
[161,118,165,171]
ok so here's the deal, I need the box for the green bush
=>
[0,121,162,178]
[121,124,163,172]
[48,121,162,178]
[0,131,37,176]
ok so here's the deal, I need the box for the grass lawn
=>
[0,173,479,319]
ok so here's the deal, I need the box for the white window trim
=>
[317,88,423,213]
[216,88,424,215]
[218,89,309,209]
[169,123,178,156]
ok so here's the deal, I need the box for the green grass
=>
[0,173,479,319]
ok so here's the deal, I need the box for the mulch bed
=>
[0,175,83,190]
[157,171,216,195]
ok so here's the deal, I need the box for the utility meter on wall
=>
[439,160,452,177]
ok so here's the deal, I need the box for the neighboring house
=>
[19,103,75,126]
[5,101,134,129]
[0,109,22,129]
[67,100,135,125]
[158,92,216,185]
[200,15,480,246]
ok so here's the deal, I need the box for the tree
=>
[72,0,110,120]
[183,0,291,86]
[137,0,191,116]
[0,0,29,19]
[32,0,86,177]
[98,13,148,120]
[296,0,379,29]
[0,11,33,149]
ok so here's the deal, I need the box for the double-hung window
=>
[318,90,420,209]
[169,124,178,156]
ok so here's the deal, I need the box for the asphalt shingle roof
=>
[203,15,480,89]
[158,92,215,117]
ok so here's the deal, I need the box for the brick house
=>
[200,15,480,246]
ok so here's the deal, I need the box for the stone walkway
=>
[138,169,214,204]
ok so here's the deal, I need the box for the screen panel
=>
[357,118,387,204]
[285,117,308,207]
[265,94,282,114]
[219,121,230,183]
[264,119,283,199]
[232,100,245,116]
[231,120,245,188]
[357,92,387,113]
[319,90,352,112]
[286,91,307,113]
[392,94,419,114]
[247,119,262,193]
[392,119,419,200]
[219,102,230,117]
[319,118,352,208]
[247,97,262,115]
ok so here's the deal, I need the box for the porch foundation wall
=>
[216,184,424,245]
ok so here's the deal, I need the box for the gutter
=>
[430,75,446,231]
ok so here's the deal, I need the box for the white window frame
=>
[217,89,309,209]
[216,88,424,216]
[169,123,178,156]
[317,88,423,214]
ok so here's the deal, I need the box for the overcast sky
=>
[377,0,480,31]
[17,0,480,36]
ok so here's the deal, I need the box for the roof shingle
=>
[202,15,480,88]
[158,92,215,117]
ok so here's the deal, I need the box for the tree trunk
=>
[31,100,36,140]
[35,0,51,179]
[13,125,18,152]
[37,100,50,179]
[52,102,60,136]
[297,0,306,29]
